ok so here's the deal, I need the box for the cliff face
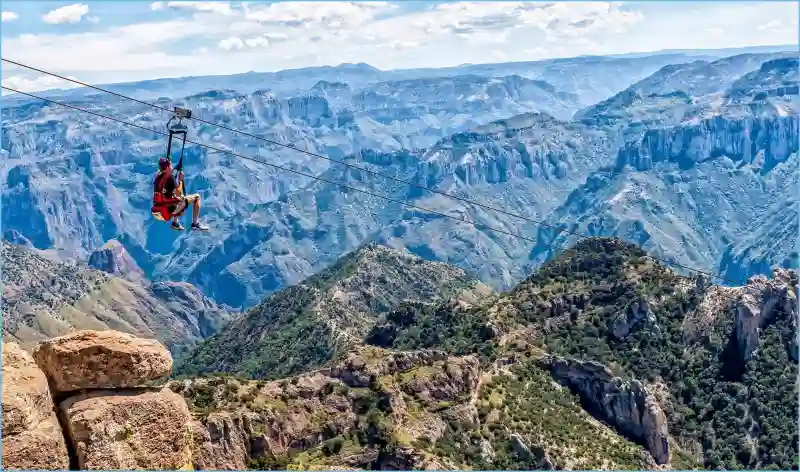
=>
[417,113,615,187]
[617,114,798,172]
[731,268,798,363]
[538,354,670,465]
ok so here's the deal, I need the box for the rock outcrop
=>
[611,298,658,339]
[733,267,798,362]
[2,329,194,470]
[60,388,193,469]
[538,354,671,465]
[172,346,482,469]
[88,239,147,284]
[187,412,253,470]
[1,342,70,470]
[33,330,173,392]
[509,433,554,470]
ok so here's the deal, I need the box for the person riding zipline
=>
[152,157,208,231]
[151,106,208,231]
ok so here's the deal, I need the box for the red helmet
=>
[159,157,171,170]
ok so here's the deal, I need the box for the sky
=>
[1,0,798,92]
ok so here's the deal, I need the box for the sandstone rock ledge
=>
[2,342,70,470]
[32,330,173,392]
[60,388,192,469]
[2,329,193,471]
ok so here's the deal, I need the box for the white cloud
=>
[3,1,798,91]
[244,36,269,48]
[42,3,90,24]
[165,1,235,16]
[707,27,724,36]
[2,74,82,94]
[218,36,244,50]
[757,20,784,32]
[3,19,209,76]
[151,2,164,11]
[243,1,395,30]
[2,11,19,22]
[218,35,271,50]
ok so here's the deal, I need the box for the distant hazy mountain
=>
[2,49,796,310]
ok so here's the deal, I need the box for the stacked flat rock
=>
[32,329,173,392]
[30,330,193,470]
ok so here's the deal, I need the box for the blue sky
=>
[1,1,798,91]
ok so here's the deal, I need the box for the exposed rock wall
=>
[173,346,482,469]
[733,268,798,362]
[538,354,671,465]
[87,239,147,284]
[2,329,193,470]
[1,342,70,470]
[617,115,799,172]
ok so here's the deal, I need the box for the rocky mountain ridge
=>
[3,237,796,469]
[174,237,798,469]
[1,240,231,355]
[174,243,493,380]
[23,49,750,105]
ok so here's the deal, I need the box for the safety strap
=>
[165,115,189,197]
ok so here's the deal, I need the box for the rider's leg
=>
[183,194,201,225]
[192,196,200,225]
[170,200,187,229]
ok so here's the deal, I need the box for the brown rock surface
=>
[539,354,671,465]
[734,268,797,362]
[188,412,252,470]
[1,341,70,470]
[59,387,192,470]
[33,330,172,392]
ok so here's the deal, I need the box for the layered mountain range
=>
[1,48,797,311]
[173,238,798,470]
[1,239,230,355]
[2,44,797,472]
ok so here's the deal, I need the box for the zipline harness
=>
[151,107,192,221]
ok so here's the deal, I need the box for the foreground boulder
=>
[60,387,193,470]
[1,342,70,470]
[32,330,172,392]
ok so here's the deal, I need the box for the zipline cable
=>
[9,86,800,322]
[0,82,772,288]
[1,57,743,286]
